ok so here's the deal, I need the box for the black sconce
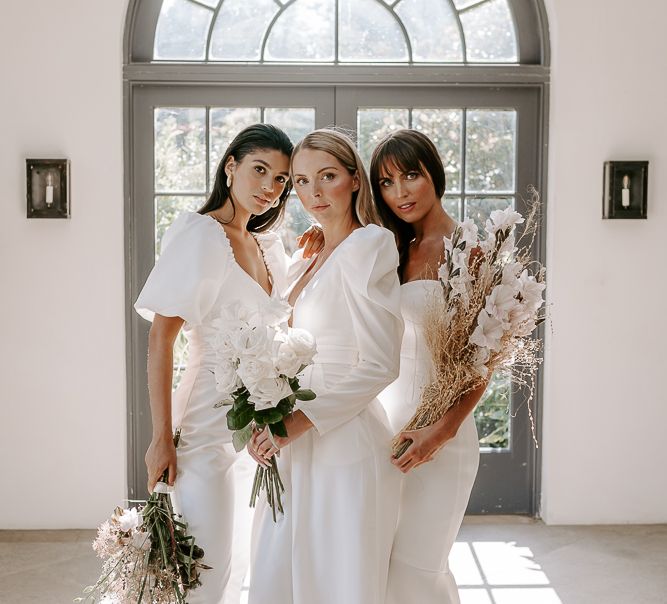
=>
[26,159,70,219]
[603,161,648,219]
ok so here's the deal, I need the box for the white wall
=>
[0,0,665,528]
[541,0,667,523]
[0,0,128,528]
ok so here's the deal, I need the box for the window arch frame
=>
[125,0,549,68]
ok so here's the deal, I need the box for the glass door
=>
[336,86,543,514]
[127,85,334,499]
[129,84,543,513]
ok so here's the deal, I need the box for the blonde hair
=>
[291,128,381,226]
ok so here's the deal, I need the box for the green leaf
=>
[269,420,288,438]
[276,399,293,415]
[254,407,283,424]
[232,423,254,452]
[295,389,316,401]
[226,405,254,430]
[457,240,467,251]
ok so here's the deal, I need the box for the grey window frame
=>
[123,0,550,513]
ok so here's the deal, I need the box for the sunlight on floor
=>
[451,540,563,604]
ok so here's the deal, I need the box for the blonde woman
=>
[248,129,404,604]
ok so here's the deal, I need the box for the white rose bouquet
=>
[78,431,209,603]
[211,298,317,521]
[393,191,547,458]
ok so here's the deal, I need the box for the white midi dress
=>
[380,280,480,604]
[135,211,288,604]
[248,225,404,604]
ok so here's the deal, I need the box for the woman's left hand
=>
[392,420,455,473]
[298,225,324,259]
[249,426,286,464]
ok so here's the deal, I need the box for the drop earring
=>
[271,198,281,208]
[226,174,232,188]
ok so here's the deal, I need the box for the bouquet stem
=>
[250,457,285,522]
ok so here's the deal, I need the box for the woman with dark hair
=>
[370,129,486,604]
[135,124,320,604]
[248,129,403,604]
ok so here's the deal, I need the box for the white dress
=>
[248,225,404,604]
[135,212,288,604]
[380,280,480,604]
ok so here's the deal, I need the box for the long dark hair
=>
[369,129,446,278]
[198,123,294,232]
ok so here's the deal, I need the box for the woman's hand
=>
[392,419,456,474]
[248,426,287,467]
[247,411,314,465]
[145,433,177,492]
[297,225,324,259]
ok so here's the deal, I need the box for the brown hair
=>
[370,129,446,276]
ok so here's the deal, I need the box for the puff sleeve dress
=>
[248,225,404,604]
[135,212,287,604]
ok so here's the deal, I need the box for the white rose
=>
[214,358,241,394]
[275,342,304,378]
[469,310,505,352]
[237,356,276,389]
[284,328,317,365]
[248,377,294,410]
[230,325,274,359]
[117,507,142,533]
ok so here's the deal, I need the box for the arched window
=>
[149,0,521,64]
[124,0,550,515]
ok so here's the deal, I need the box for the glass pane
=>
[209,0,278,61]
[451,0,483,8]
[265,0,335,62]
[460,0,518,63]
[155,108,207,193]
[357,108,410,169]
[264,108,316,146]
[154,0,213,60]
[280,194,314,255]
[196,0,219,7]
[475,371,511,449]
[339,0,408,62]
[465,109,516,193]
[155,195,206,258]
[395,0,463,62]
[209,108,261,188]
[464,196,514,231]
[413,108,463,193]
[443,196,462,222]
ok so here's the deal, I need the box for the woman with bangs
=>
[370,129,486,604]
[248,128,403,604]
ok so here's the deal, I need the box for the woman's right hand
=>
[145,434,177,492]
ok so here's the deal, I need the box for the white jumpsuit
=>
[249,225,404,604]
[380,280,480,604]
[135,211,288,604]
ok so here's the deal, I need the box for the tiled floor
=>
[1,519,666,603]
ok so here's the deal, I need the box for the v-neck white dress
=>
[248,225,404,604]
[135,211,288,604]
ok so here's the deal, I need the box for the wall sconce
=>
[603,161,648,219]
[26,159,70,218]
